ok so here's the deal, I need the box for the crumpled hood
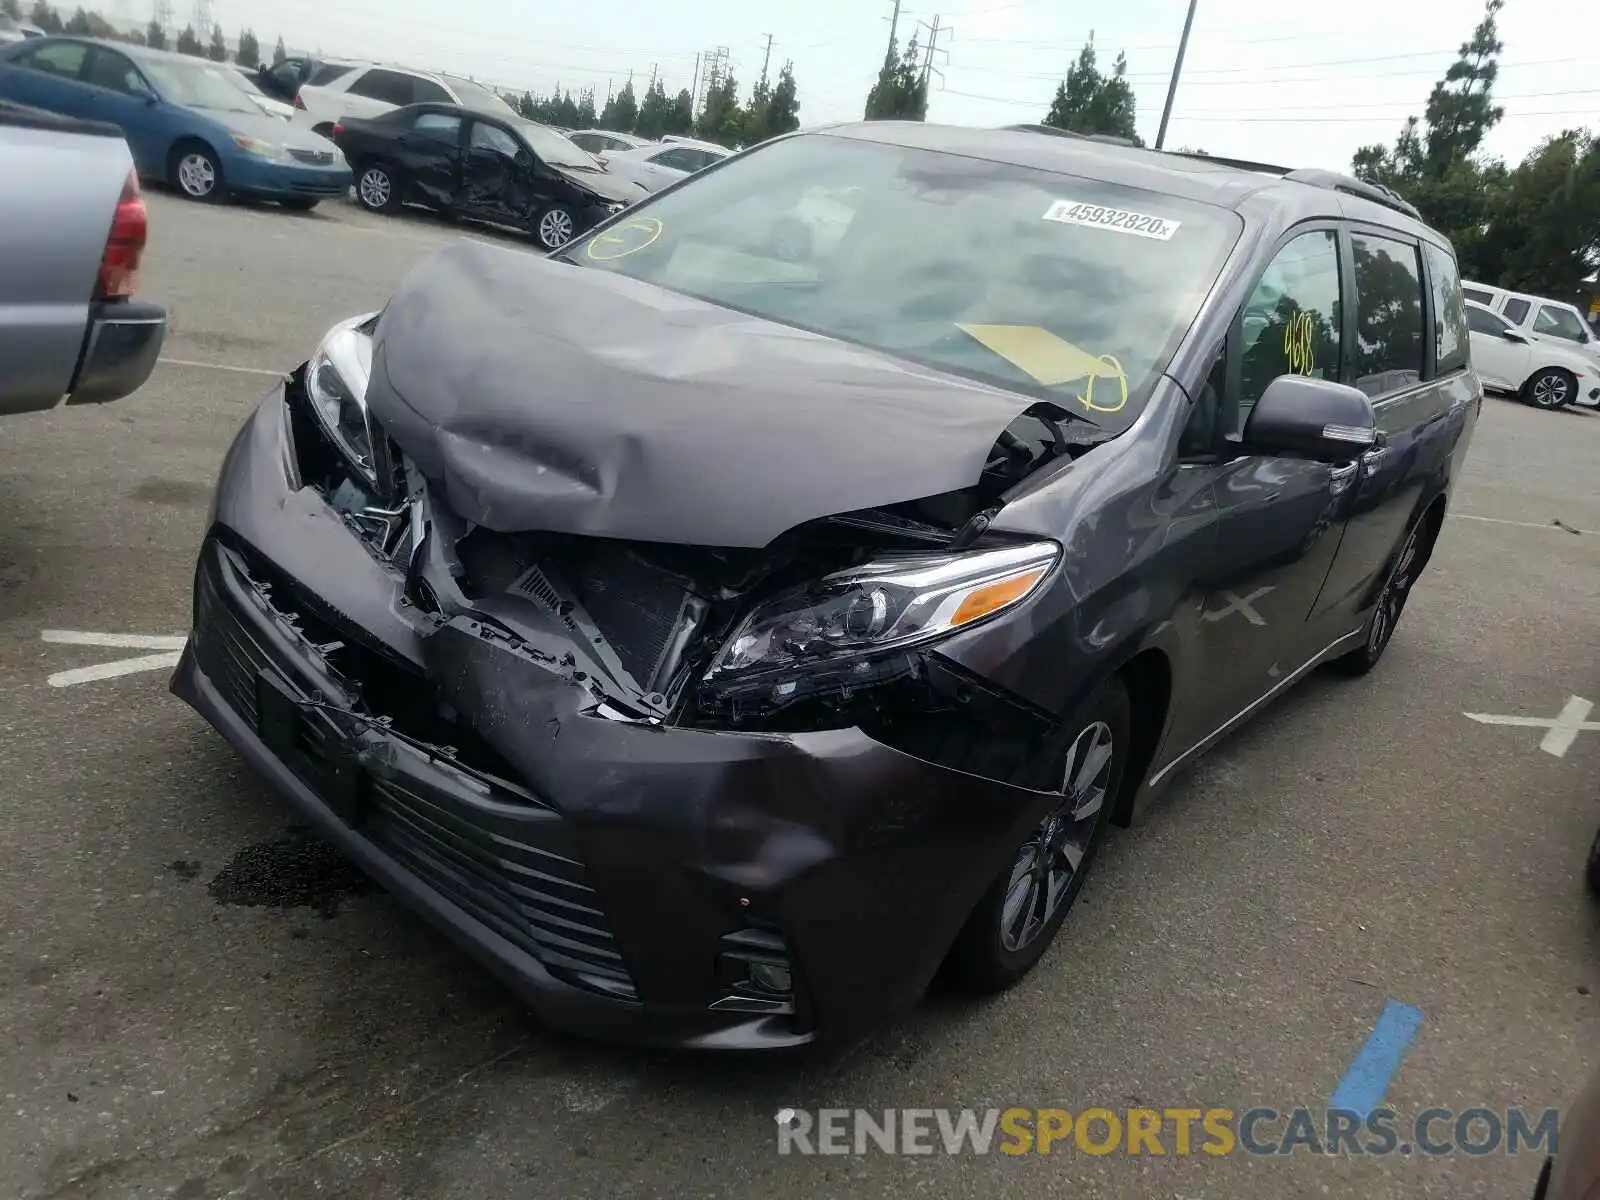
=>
[364,239,1036,547]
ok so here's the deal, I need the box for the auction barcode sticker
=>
[1042,200,1182,240]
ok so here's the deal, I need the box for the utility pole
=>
[649,62,658,90]
[882,0,902,66]
[759,33,774,88]
[1155,0,1198,150]
[690,53,700,104]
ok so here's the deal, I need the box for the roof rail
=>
[1281,168,1423,220]
[1165,149,1292,175]
[1002,123,1141,148]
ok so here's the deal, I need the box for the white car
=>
[290,62,521,137]
[1466,300,1600,409]
[229,65,293,121]
[1462,279,1600,368]
[595,138,730,194]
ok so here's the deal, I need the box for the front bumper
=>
[226,153,352,200]
[172,385,1061,1051]
[65,299,166,406]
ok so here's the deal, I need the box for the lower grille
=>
[193,541,637,1001]
[288,148,336,165]
[363,773,636,999]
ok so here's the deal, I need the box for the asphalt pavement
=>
[1,190,1597,1199]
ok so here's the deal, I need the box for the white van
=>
[1460,280,1600,365]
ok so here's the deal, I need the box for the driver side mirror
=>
[1242,375,1378,463]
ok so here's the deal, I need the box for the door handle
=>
[1361,445,1390,470]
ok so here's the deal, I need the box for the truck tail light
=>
[96,169,147,301]
[331,121,344,138]
[293,90,307,110]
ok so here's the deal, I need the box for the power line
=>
[1177,87,1600,115]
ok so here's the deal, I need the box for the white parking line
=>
[42,630,188,650]
[1463,695,1599,757]
[49,652,183,689]
[1456,514,1593,535]
[156,357,284,378]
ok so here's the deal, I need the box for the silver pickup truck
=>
[1,100,165,416]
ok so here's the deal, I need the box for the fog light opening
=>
[748,961,793,994]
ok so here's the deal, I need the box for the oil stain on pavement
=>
[208,825,376,918]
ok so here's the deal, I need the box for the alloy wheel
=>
[538,207,575,248]
[998,721,1114,953]
[1368,521,1422,657]
[177,152,217,198]
[358,167,392,211]
[1531,370,1572,408]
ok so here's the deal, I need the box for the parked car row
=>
[1463,278,1600,368]
[0,36,351,208]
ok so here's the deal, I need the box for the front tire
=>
[1524,367,1576,409]
[944,676,1130,995]
[1586,826,1600,897]
[355,162,401,213]
[170,142,224,203]
[1330,515,1427,676]
[533,203,577,250]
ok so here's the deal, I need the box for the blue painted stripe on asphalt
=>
[1329,1000,1424,1118]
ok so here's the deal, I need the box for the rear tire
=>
[1587,826,1600,897]
[169,141,224,203]
[943,676,1130,995]
[1330,514,1428,677]
[1523,367,1576,409]
[355,162,401,213]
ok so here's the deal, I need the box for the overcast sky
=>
[186,0,1596,172]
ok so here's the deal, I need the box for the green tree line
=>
[1351,0,1597,299]
[22,0,281,70]
[865,29,1139,144]
[514,62,801,149]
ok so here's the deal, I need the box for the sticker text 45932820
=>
[1042,200,1182,241]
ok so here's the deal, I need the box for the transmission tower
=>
[696,45,729,110]
[189,0,213,39]
[151,0,173,30]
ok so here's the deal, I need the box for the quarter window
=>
[1422,242,1468,375]
[1238,229,1342,424]
[1533,304,1589,343]
[1350,232,1425,398]
[1501,297,1531,325]
[1462,286,1495,306]
[348,67,433,106]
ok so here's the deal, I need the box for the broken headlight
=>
[705,540,1060,683]
[304,313,379,487]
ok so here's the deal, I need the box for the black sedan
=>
[332,103,641,249]
[172,123,1479,1052]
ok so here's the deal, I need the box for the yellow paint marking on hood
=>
[955,323,1110,387]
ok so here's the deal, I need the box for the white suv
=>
[291,63,521,136]
[1461,280,1600,367]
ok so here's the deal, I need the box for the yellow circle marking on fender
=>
[585,216,664,261]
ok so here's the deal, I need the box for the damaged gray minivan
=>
[173,122,1478,1051]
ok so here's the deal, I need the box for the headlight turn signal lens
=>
[705,539,1060,681]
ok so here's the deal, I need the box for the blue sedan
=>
[0,37,351,208]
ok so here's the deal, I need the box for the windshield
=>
[446,75,520,118]
[144,59,258,113]
[562,134,1241,430]
[514,120,596,170]
[228,66,266,97]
